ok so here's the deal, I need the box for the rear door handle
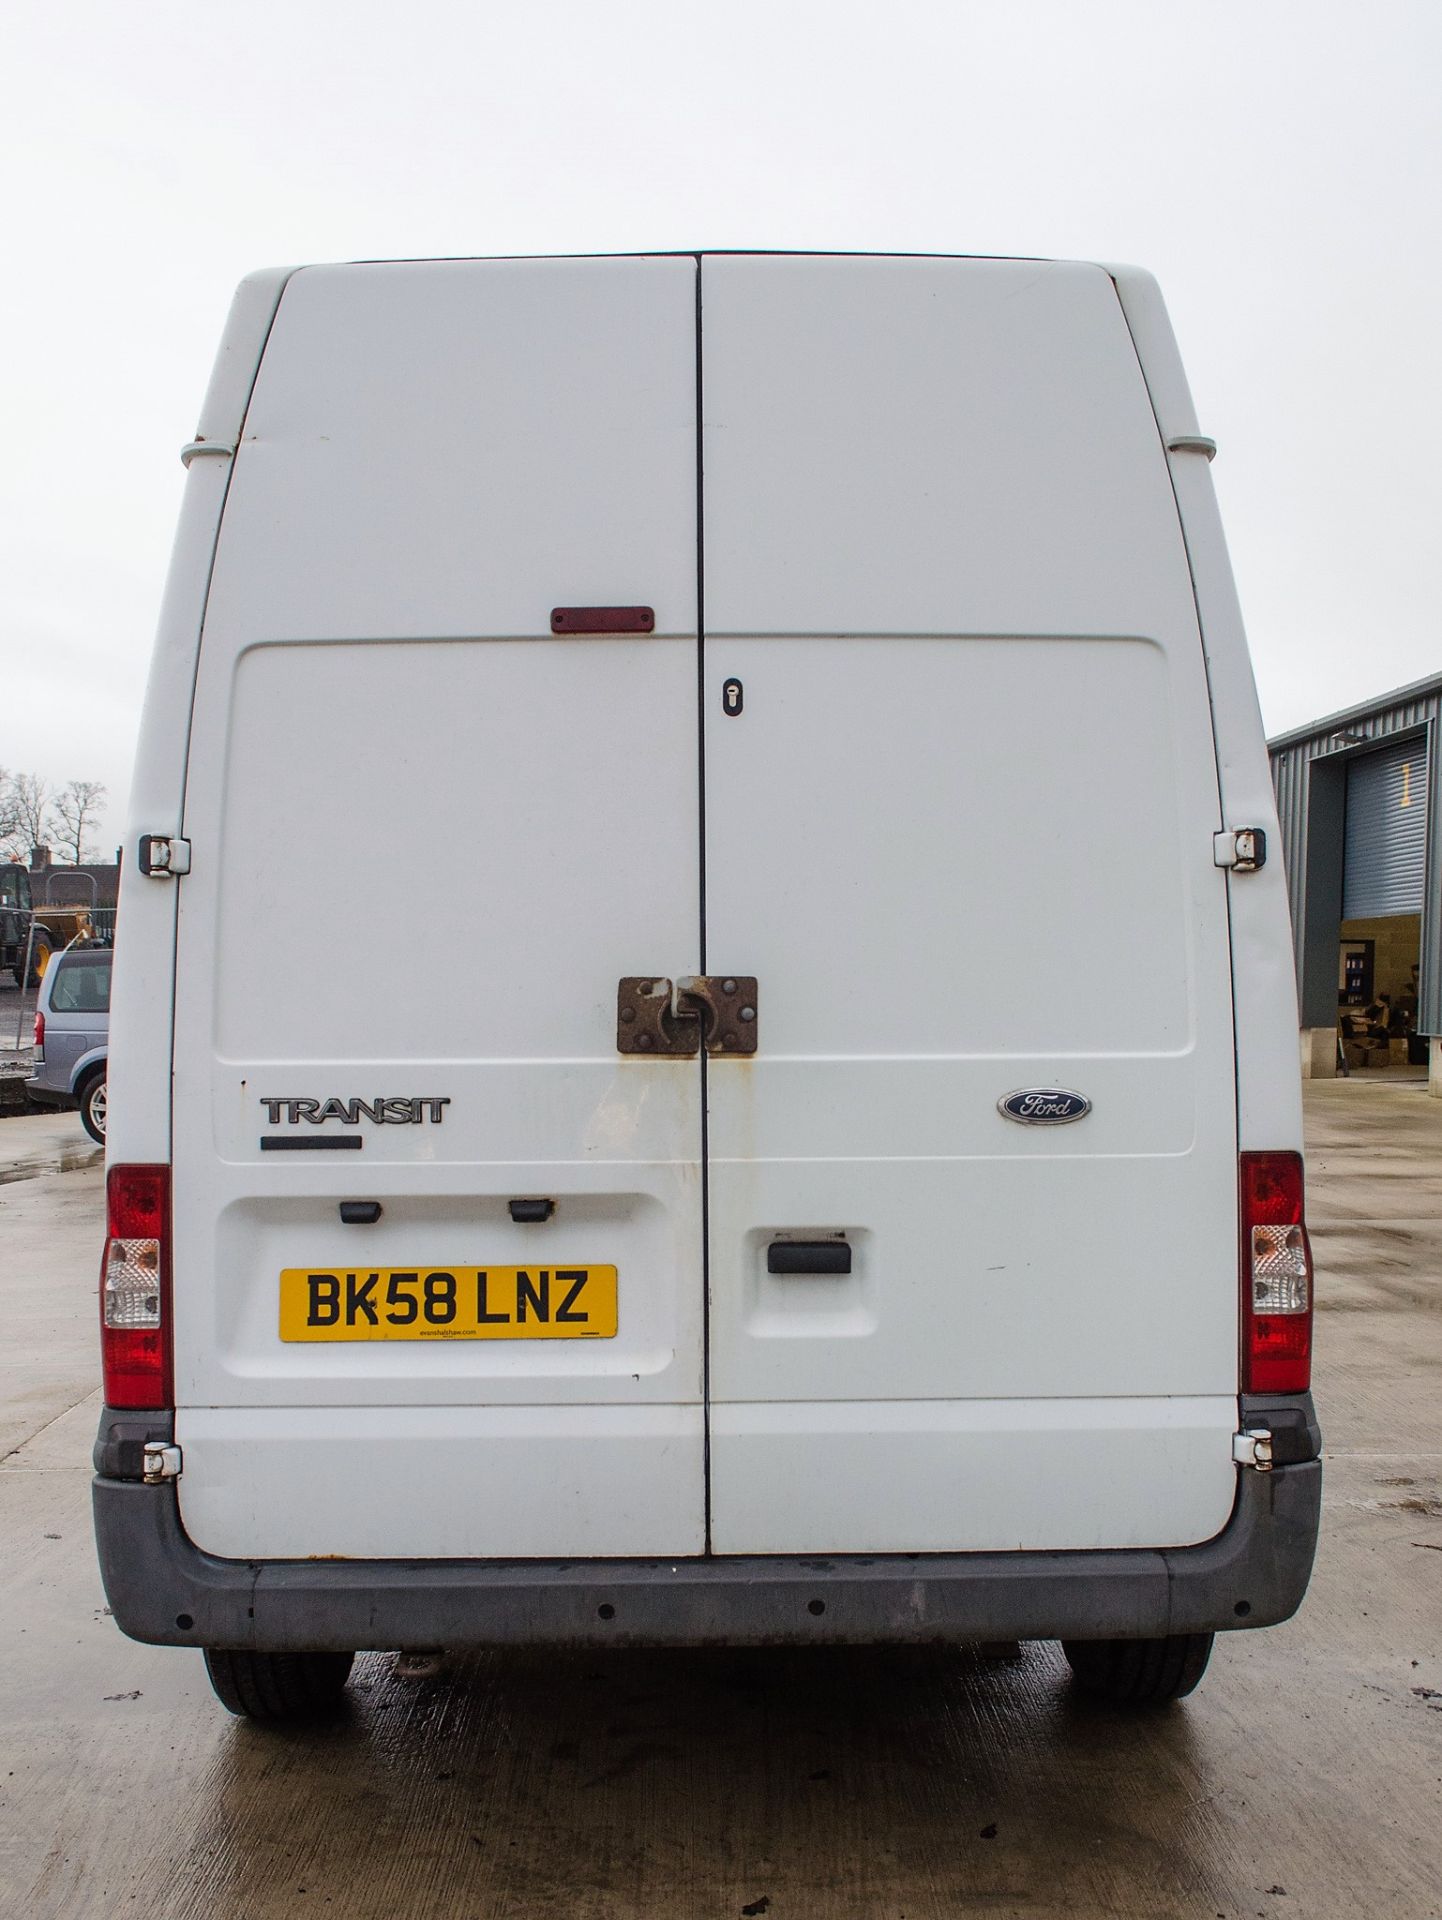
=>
[767,1240,852,1275]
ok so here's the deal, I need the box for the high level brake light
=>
[100,1165,172,1409]
[1240,1151,1313,1394]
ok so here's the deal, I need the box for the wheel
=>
[77,1069,107,1144]
[203,1648,355,1722]
[1062,1632,1214,1706]
[22,929,52,988]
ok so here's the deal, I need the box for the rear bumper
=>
[92,1455,1321,1653]
[23,1081,71,1107]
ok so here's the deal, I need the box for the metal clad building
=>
[1341,740,1428,919]
[1269,670,1442,1053]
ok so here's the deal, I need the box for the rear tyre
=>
[203,1648,355,1723]
[77,1069,107,1143]
[20,929,52,988]
[1062,1632,1214,1706]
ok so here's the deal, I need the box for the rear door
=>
[171,253,1242,1567]
[172,258,707,1560]
[699,256,1241,1554]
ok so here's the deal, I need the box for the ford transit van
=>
[93,254,1320,1722]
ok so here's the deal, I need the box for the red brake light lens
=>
[100,1165,172,1410]
[33,1008,44,1050]
[1240,1151,1312,1394]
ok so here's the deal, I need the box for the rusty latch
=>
[617,977,758,1057]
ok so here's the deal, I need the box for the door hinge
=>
[1232,1428,1274,1472]
[1213,828,1267,873]
[142,1442,183,1484]
[138,834,191,878]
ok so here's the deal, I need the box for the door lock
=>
[617,977,758,1056]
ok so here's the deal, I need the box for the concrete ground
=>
[0,1110,100,1186]
[1,1086,1439,1919]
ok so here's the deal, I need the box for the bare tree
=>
[49,780,107,866]
[1,771,50,861]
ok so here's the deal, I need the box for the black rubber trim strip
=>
[92,1460,1320,1652]
[260,1135,363,1151]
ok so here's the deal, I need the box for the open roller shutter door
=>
[1343,739,1429,917]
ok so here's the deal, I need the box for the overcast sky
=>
[3,0,1438,854]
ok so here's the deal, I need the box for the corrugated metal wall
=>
[1269,676,1442,1039]
[1343,740,1429,917]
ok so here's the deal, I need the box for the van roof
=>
[301,247,1079,269]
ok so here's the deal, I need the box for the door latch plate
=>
[617,977,758,1056]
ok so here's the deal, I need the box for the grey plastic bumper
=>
[92,1460,1321,1653]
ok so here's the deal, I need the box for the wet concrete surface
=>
[1,1084,1439,1917]
[0,1111,100,1187]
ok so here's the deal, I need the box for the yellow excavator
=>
[1,864,100,984]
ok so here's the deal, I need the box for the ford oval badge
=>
[998,1088,1092,1125]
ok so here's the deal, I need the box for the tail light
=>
[100,1165,172,1409]
[33,1008,44,1058]
[1240,1151,1312,1394]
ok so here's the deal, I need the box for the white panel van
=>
[94,254,1320,1723]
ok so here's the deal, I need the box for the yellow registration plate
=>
[278,1266,618,1342]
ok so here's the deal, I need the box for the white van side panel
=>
[175,636,704,1418]
[172,258,707,1559]
[699,256,1239,1554]
[177,1406,702,1560]
[202,257,699,644]
[1107,268,1304,1154]
[711,1397,1239,1555]
[702,257,1212,641]
[108,269,292,1169]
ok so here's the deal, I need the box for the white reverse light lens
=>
[103,1238,163,1328]
[1251,1224,1309,1315]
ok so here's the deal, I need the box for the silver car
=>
[28,946,110,1142]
